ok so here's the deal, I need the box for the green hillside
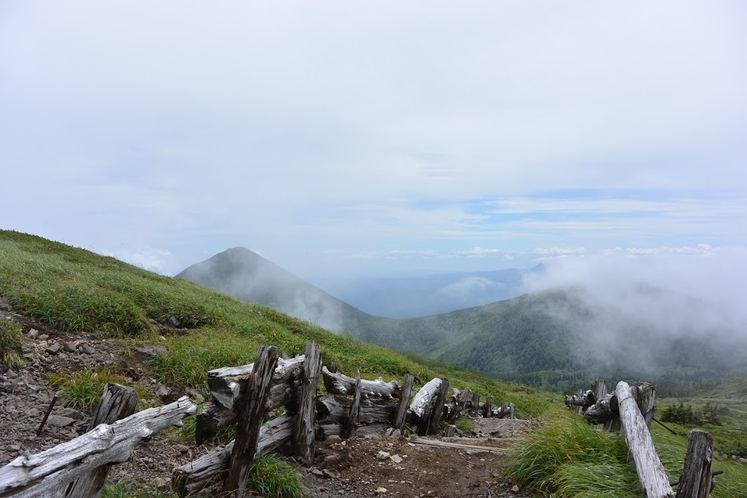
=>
[355,289,747,395]
[0,230,548,415]
[2,230,745,497]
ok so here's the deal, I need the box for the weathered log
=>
[443,424,457,437]
[64,383,138,498]
[409,378,441,435]
[407,435,507,455]
[470,392,480,417]
[675,430,713,498]
[294,341,321,465]
[196,378,300,444]
[409,378,441,419]
[591,379,607,401]
[483,396,493,418]
[171,414,293,497]
[342,371,362,438]
[321,366,401,399]
[316,395,397,426]
[392,374,414,430]
[447,387,471,424]
[195,404,237,445]
[584,393,619,425]
[635,382,655,430]
[565,389,594,409]
[427,378,449,436]
[224,345,279,497]
[207,355,304,411]
[616,381,673,498]
[0,397,196,498]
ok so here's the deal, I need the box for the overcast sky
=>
[2,1,746,282]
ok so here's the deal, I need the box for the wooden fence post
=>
[447,388,471,424]
[294,341,322,465]
[484,396,492,418]
[470,392,480,417]
[392,374,414,431]
[675,430,713,498]
[428,378,450,436]
[224,345,279,497]
[635,383,655,430]
[64,383,138,498]
[616,381,673,498]
[342,371,361,438]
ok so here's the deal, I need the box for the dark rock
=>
[46,415,76,427]
[0,297,12,311]
[63,342,77,353]
[45,343,61,355]
[135,345,167,367]
[157,385,172,402]
[58,408,86,420]
[79,343,95,355]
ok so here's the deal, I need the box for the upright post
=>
[224,345,278,497]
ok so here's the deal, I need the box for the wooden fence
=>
[568,380,716,498]
[0,341,514,497]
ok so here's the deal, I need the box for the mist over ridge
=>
[178,246,747,394]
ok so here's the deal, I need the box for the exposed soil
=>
[0,306,535,497]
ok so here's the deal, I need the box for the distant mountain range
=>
[316,265,544,318]
[178,247,747,394]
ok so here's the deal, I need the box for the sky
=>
[2,1,746,283]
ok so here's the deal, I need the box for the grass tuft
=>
[0,318,25,367]
[247,454,309,498]
[48,368,152,413]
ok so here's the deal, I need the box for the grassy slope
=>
[3,230,745,496]
[0,230,550,416]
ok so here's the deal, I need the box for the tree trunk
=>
[616,381,673,498]
[64,383,138,498]
[223,345,279,497]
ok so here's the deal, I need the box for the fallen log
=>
[409,378,441,419]
[616,381,673,498]
[195,379,300,444]
[316,395,397,426]
[407,435,508,455]
[64,383,138,498]
[171,414,293,497]
[0,397,196,498]
[584,393,619,425]
[322,366,401,399]
[207,355,304,411]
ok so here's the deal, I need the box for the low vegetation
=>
[0,317,25,368]
[3,230,746,496]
